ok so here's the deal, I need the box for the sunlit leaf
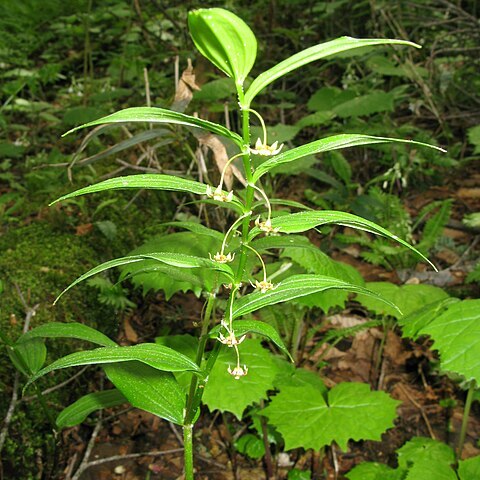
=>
[17,322,117,347]
[188,8,257,85]
[63,107,243,146]
[346,462,404,480]
[245,37,420,105]
[252,134,445,182]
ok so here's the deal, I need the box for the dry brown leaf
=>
[172,59,200,113]
[123,317,139,343]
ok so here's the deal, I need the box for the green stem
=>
[457,380,476,458]
[183,423,194,480]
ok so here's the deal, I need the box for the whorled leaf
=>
[49,173,244,212]
[252,134,445,182]
[16,322,117,347]
[232,274,401,320]
[8,338,46,377]
[24,343,201,391]
[249,210,436,270]
[56,389,127,428]
[244,37,421,105]
[104,362,186,425]
[63,107,243,147]
[54,252,234,304]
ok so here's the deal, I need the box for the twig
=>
[69,420,103,480]
[169,422,184,446]
[398,383,436,440]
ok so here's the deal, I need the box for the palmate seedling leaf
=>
[209,320,292,361]
[24,343,201,391]
[346,462,405,480]
[458,455,480,480]
[232,274,401,320]
[262,382,400,451]
[202,340,280,419]
[16,322,117,347]
[249,210,436,270]
[397,437,457,480]
[8,338,46,377]
[49,173,244,212]
[252,134,445,182]
[56,389,127,428]
[62,107,243,147]
[188,8,257,85]
[416,299,480,384]
[104,362,186,425]
[244,36,421,105]
[54,251,234,304]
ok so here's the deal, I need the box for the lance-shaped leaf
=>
[104,362,186,425]
[16,322,117,347]
[49,173,244,212]
[252,134,445,182]
[209,320,292,361]
[232,274,400,319]
[56,389,127,428]
[249,210,436,270]
[63,107,243,146]
[162,221,224,241]
[8,338,46,377]
[24,343,201,391]
[415,299,480,384]
[458,456,480,480]
[54,252,234,304]
[188,8,257,85]
[262,382,400,451]
[244,37,420,105]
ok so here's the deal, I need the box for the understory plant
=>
[19,8,448,479]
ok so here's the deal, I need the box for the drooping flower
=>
[228,364,248,380]
[249,138,284,156]
[206,185,234,202]
[253,279,277,293]
[255,216,280,235]
[209,252,235,263]
[218,331,246,347]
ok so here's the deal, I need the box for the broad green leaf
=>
[17,322,117,347]
[232,274,401,320]
[235,434,265,459]
[252,134,445,182]
[398,297,459,339]
[188,8,257,85]
[202,340,280,419]
[209,320,292,360]
[49,174,244,212]
[346,462,404,480]
[467,125,480,154]
[63,107,243,146]
[262,382,400,451]
[244,37,420,105]
[120,232,229,299]
[104,362,185,425]
[458,455,480,480]
[56,389,127,428]
[54,251,234,304]
[25,343,201,391]
[8,338,46,376]
[397,437,456,480]
[416,299,480,383]
[356,282,450,319]
[249,210,437,270]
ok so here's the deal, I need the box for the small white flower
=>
[228,364,249,379]
[218,331,247,347]
[249,138,284,156]
[255,216,280,235]
[253,280,277,293]
[209,252,235,263]
[206,185,234,203]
